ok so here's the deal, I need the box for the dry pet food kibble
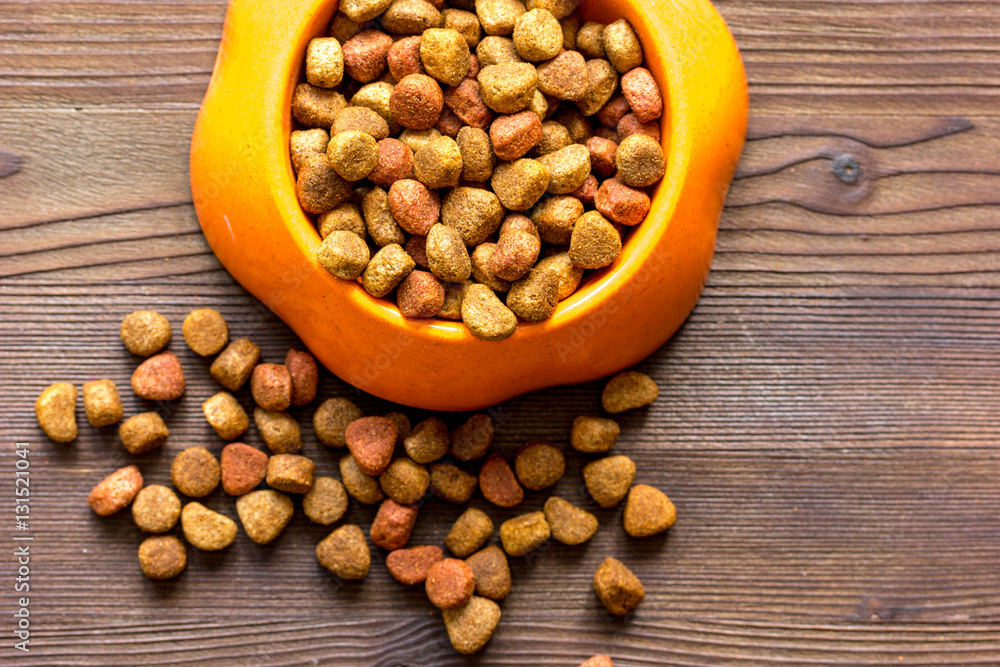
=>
[346,415,398,475]
[479,453,524,507]
[119,412,169,454]
[236,489,295,544]
[254,408,302,454]
[443,596,502,655]
[266,454,316,494]
[340,454,385,504]
[202,392,249,440]
[131,351,185,401]
[36,382,77,443]
[602,370,659,413]
[387,545,444,585]
[182,308,229,356]
[543,496,598,545]
[284,348,318,406]
[181,502,238,551]
[426,558,476,609]
[379,458,430,504]
[89,465,143,516]
[220,443,268,496]
[583,455,636,508]
[404,417,450,463]
[82,380,123,428]
[132,484,182,533]
[314,397,363,447]
[370,499,419,550]
[317,524,371,580]
[499,511,551,556]
[593,556,644,616]
[514,440,564,490]
[464,545,511,600]
[446,507,494,558]
[138,535,187,580]
[623,484,676,537]
[171,446,222,498]
[210,338,261,391]
[570,415,619,453]
[430,463,478,503]
[251,363,293,412]
[303,476,349,525]
[120,310,171,356]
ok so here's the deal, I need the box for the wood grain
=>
[2,0,1000,664]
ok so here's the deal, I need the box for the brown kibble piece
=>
[553,107,593,143]
[132,484,181,533]
[595,177,650,226]
[603,370,659,412]
[544,496,598,545]
[399,127,443,153]
[362,243,416,297]
[284,348,318,407]
[315,398,364,448]
[624,484,677,537]
[465,545,510,600]
[316,524,370,580]
[390,74,444,131]
[340,454,385,504]
[404,417,450,463]
[477,63,537,113]
[430,463,478,503]
[387,545,444,585]
[397,270,445,317]
[382,0,442,34]
[363,187,406,247]
[615,133,666,187]
[594,557,644,615]
[512,8,562,61]
[138,535,186,580]
[462,284,518,340]
[443,596,502,655]
[603,19,643,73]
[319,203,367,240]
[577,58,618,116]
[181,502,237,551]
[438,280,471,320]
[370,499,419,550]
[266,453,315,494]
[570,415,619,453]
[446,507,494,557]
[538,143,590,194]
[220,442,268,496]
[181,308,228,356]
[319,229,371,280]
[587,136,618,177]
[597,93,631,128]
[514,440,565,490]
[479,453,523,507]
[528,0,577,20]
[583,455,636,508]
[379,458,430,504]
[340,0,394,22]
[414,136,464,188]
[506,266,559,322]
[292,83,348,129]
[575,21,605,59]
[251,363,292,412]
[332,105,391,140]
[420,28,471,87]
[236,489,294,544]
[120,310,171,357]
[171,446,221,498]
[406,234,430,268]
[131,351,185,401]
[329,12,361,44]
[35,382,77,443]
[327,130,380,181]
[426,558,476,609]
[489,110,542,161]
[441,187,504,246]
[370,138,415,188]
[387,35,427,80]
[345,416,398,475]
[571,173,599,205]
[532,195,582,245]
[535,251,583,300]
[499,511,550,556]
[306,37,344,88]
[342,29,393,83]
[476,0,525,36]
[388,179,440,235]
[476,35,523,67]
[254,408,302,454]
[491,158,549,211]
[119,412,169,454]
[297,154,352,214]
[569,211,621,269]
[620,67,662,123]
[471,243,511,293]
[445,79,494,130]
[210,338,261,391]
[532,120,572,157]
[580,656,614,667]
[89,465,143,516]
[426,223,473,282]
[450,413,494,461]
[303,476,349,525]
[443,8,481,46]
[535,50,588,101]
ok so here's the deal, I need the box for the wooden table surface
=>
[2,0,1000,664]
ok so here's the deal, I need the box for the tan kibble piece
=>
[388,36,427,80]
[250,363,292,412]
[319,203,366,239]
[254,408,302,454]
[575,21,606,59]
[370,499,419,550]
[327,130,379,181]
[553,107,593,143]
[399,127,442,153]
[571,415,620,452]
[538,143,591,194]
[181,502,237,551]
[603,18,643,73]
[297,154,352,214]
[345,415,398,475]
[514,440,565,490]
[603,370,659,412]
[292,83,348,129]
[506,266,559,322]
[624,484,677,537]
[131,484,181,533]
[318,230,371,280]
[362,186,406,247]
[499,511,550,556]
[446,507,494,558]
[414,136,464,188]
[362,243,416,297]
[477,63,537,113]
[119,412,169,455]
[420,28,471,87]
[583,455,636,508]
[404,417,450,463]
[532,120,572,157]
[450,413,494,461]
[303,476,349,525]
[131,351,185,401]
[615,134,666,187]
[489,110,542,161]
[535,251,584,300]
[442,8,481,46]
[430,463,478,503]
[578,58,619,116]
[426,558,476,609]
[171,446,221,498]
[544,496,598,545]
[580,656,614,667]
[594,557,644,615]
[379,457,430,504]
[397,270,445,317]
[561,11,581,49]
[220,442,268,496]
[492,159,550,211]
[340,454,385,504]
[441,187,504,246]
[120,310,171,357]
[390,74,444,131]
[342,29,394,83]
[284,348,318,407]
[476,36,524,67]
[476,0,525,35]
[426,224,473,282]
[315,398,364,448]
[535,50,588,101]
[388,411,413,446]
[512,8,562,61]
[471,243,511,293]
[532,195,582,244]
[266,454,316,494]
[529,89,548,119]
[382,0,442,34]
[181,308,228,356]
[138,535,187,580]
[35,382,77,442]
[211,338,261,391]
[329,12,361,44]
[316,524,371,580]
[236,489,294,544]
[332,105,391,140]
[462,284,517,341]
[89,465,143,516]
[443,596,502,655]
[439,280,472,320]
[306,37,345,88]
[569,211,621,269]
[387,545,444,585]
[339,0,394,23]
[465,545,510,600]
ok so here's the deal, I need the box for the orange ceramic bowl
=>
[190,0,747,411]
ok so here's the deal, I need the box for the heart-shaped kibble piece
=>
[623,484,677,537]
[345,416,398,475]
[442,596,502,655]
[131,351,185,401]
[478,453,523,508]
[236,489,294,545]
[220,443,268,496]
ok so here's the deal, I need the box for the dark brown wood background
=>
[2,0,1000,664]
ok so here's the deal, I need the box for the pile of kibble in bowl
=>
[36,307,676,657]
[290,0,666,341]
